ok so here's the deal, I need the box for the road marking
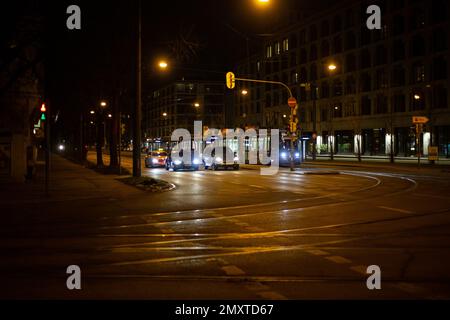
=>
[221,265,246,276]
[250,185,265,189]
[161,228,174,234]
[377,206,413,214]
[305,249,329,256]
[325,256,352,264]
[257,291,287,300]
[349,265,367,275]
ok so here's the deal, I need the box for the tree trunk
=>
[109,94,119,169]
[96,115,104,167]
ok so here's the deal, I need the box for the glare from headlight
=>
[174,160,182,165]
[215,157,222,163]
[295,153,300,158]
[281,152,287,159]
[233,157,239,161]
[193,158,200,165]
[152,158,158,164]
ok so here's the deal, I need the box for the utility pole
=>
[312,82,317,160]
[133,0,142,178]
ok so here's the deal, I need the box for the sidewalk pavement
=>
[0,154,142,206]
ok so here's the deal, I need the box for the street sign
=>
[288,97,297,108]
[412,116,429,124]
[226,72,235,89]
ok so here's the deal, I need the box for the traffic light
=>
[40,103,47,121]
[226,72,235,89]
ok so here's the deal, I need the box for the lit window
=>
[266,45,273,58]
[275,42,281,55]
[282,38,289,51]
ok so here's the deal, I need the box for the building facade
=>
[143,80,226,147]
[233,0,450,159]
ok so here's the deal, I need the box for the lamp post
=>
[133,0,142,178]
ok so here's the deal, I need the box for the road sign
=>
[226,72,235,89]
[288,97,297,108]
[412,116,429,124]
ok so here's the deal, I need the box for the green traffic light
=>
[41,113,46,121]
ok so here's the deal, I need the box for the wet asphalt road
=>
[2,154,450,299]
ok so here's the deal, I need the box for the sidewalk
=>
[0,154,142,206]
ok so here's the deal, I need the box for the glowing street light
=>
[158,60,168,70]
[107,114,112,118]
[100,101,107,107]
[162,112,168,117]
[241,89,248,96]
[194,102,200,108]
[414,94,421,100]
[90,110,95,114]
[256,0,270,5]
[328,64,337,71]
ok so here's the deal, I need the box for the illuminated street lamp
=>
[256,0,270,5]
[107,114,112,118]
[100,101,107,108]
[162,112,168,117]
[328,64,337,71]
[90,110,95,114]
[194,102,200,108]
[158,60,168,70]
[241,89,249,96]
[414,94,421,100]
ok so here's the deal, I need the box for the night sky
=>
[2,0,335,139]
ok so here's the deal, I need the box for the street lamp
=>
[328,64,337,71]
[158,60,168,70]
[90,110,95,115]
[241,89,249,96]
[194,102,200,108]
[162,112,168,117]
[100,101,107,108]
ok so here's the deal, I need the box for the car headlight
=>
[281,152,287,159]
[193,158,200,165]
[295,153,300,158]
[215,157,222,163]
[152,158,158,164]
[174,160,182,165]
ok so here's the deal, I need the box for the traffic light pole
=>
[230,76,297,171]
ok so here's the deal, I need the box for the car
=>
[145,150,168,168]
[204,146,239,170]
[165,148,201,171]
[279,149,301,166]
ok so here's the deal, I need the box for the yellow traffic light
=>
[226,72,236,89]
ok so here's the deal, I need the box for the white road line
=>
[349,265,367,275]
[325,256,352,264]
[221,265,246,276]
[377,206,413,214]
[305,249,329,256]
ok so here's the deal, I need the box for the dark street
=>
[2,154,450,299]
